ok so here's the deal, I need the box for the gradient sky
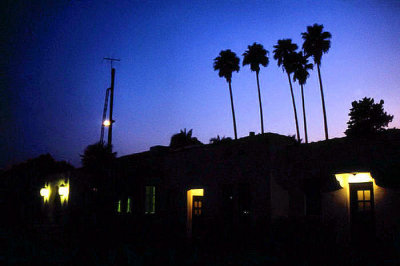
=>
[2,0,400,168]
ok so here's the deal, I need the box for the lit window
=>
[117,200,121,213]
[145,186,156,214]
[356,189,372,212]
[127,197,132,213]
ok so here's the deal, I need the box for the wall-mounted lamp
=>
[58,181,70,205]
[40,185,50,203]
[58,185,69,196]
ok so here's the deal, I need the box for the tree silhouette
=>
[292,51,313,143]
[243,42,269,134]
[169,128,203,149]
[302,23,332,140]
[345,97,393,137]
[213,49,240,140]
[273,39,301,142]
[81,142,116,172]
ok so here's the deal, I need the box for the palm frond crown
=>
[292,52,314,86]
[242,42,269,73]
[301,23,331,65]
[213,49,240,83]
[273,39,298,73]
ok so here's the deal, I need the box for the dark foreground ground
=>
[1,223,400,265]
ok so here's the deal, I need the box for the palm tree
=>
[243,42,269,134]
[273,39,301,142]
[213,49,240,140]
[302,23,332,140]
[169,128,203,149]
[292,52,313,143]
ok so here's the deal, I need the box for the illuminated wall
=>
[186,189,204,237]
[322,172,386,242]
[334,172,380,213]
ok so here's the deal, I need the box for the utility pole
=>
[103,58,120,149]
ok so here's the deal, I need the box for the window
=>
[127,197,132,213]
[356,190,372,212]
[145,186,156,214]
[117,200,121,213]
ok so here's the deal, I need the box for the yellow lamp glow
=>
[335,172,374,188]
[103,120,111,127]
[40,188,50,197]
[57,180,70,205]
[58,185,69,197]
[40,186,50,203]
[187,189,204,236]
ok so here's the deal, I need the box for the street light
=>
[103,120,111,127]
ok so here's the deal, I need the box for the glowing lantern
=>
[40,186,50,203]
[40,188,50,197]
[58,185,69,196]
[58,181,70,205]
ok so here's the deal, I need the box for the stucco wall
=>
[322,183,400,243]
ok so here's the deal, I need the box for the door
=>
[349,182,375,244]
[192,196,203,237]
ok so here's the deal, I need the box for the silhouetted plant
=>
[81,142,116,172]
[243,42,269,134]
[302,23,332,140]
[273,39,301,142]
[169,128,203,149]
[345,97,393,137]
[209,135,233,145]
[213,49,240,140]
[292,51,313,143]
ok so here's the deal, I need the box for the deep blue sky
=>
[2,0,400,168]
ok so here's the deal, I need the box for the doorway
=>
[349,182,375,243]
[187,189,204,238]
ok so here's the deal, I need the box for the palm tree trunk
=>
[287,72,300,142]
[301,84,308,143]
[317,63,329,140]
[256,72,264,134]
[228,81,238,140]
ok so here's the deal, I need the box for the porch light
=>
[40,185,50,203]
[40,188,50,197]
[335,172,374,188]
[57,180,70,205]
[59,185,69,197]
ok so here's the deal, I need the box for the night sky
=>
[2,0,400,168]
